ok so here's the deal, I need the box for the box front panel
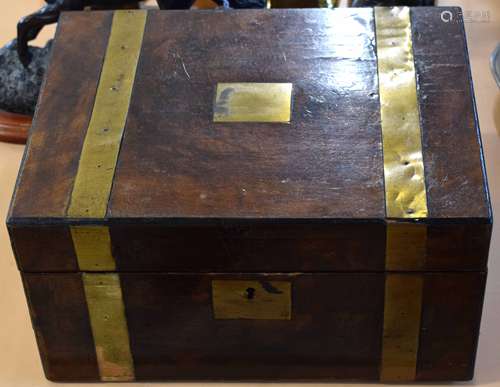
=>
[22,272,485,382]
[122,273,384,380]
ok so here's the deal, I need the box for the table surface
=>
[0,1,499,386]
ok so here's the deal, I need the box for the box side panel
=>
[411,7,490,219]
[22,273,99,381]
[8,12,112,219]
[416,272,486,381]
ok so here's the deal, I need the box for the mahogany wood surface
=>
[5,7,493,382]
[8,9,490,221]
[9,12,112,219]
[7,8,492,273]
[22,272,486,381]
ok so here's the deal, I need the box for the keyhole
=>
[245,287,256,300]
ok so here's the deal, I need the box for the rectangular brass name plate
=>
[212,280,291,320]
[213,83,292,123]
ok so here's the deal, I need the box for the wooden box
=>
[7,7,492,382]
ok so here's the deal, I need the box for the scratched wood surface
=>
[1,1,499,386]
[8,9,489,220]
[8,8,491,273]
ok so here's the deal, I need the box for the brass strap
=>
[375,7,427,381]
[375,6,427,219]
[68,10,147,218]
[381,274,423,382]
[83,274,135,381]
[71,226,116,271]
[385,221,426,271]
[68,10,146,381]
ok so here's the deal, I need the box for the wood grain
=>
[9,12,112,218]
[22,273,99,381]
[108,9,385,219]
[6,8,493,382]
[20,272,486,381]
[412,7,490,219]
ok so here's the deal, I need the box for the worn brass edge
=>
[67,10,147,218]
[83,273,135,381]
[381,274,423,382]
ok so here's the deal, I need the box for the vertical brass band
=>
[375,7,427,219]
[386,221,426,271]
[68,10,146,381]
[68,10,147,218]
[83,274,135,381]
[71,226,116,271]
[381,274,423,382]
[375,7,427,381]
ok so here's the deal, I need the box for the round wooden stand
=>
[0,110,31,145]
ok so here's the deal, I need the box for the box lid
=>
[8,8,491,273]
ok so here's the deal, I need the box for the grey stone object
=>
[0,39,53,115]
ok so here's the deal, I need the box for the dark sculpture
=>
[0,40,53,115]
[17,0,265,66]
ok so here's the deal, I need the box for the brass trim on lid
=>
[375,6,428,219]
[67,10,147,219]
